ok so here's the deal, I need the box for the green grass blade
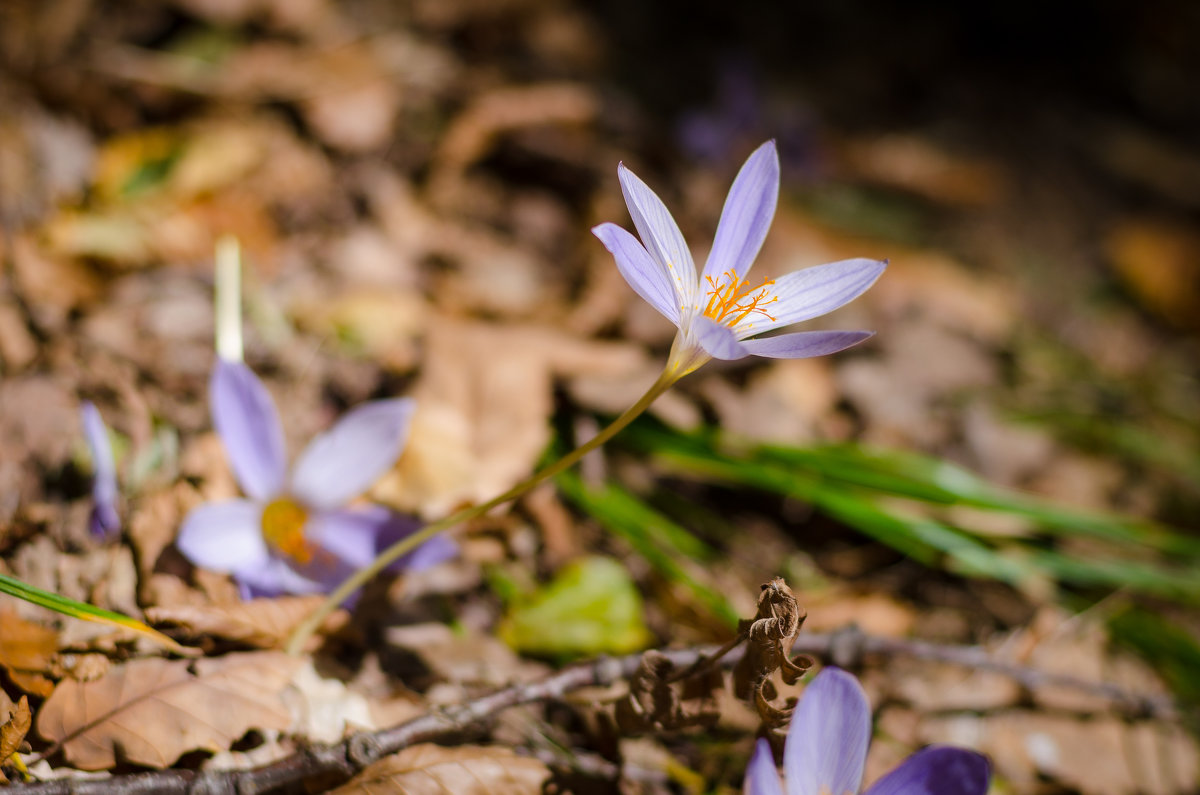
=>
[0,573,192,655]
[556,471,740,627]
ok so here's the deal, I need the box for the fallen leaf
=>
[330,744,550,795]
[0,696,31,760]
[375,318,648,516]
[497,556,652,660]
[145,596,348,650]
[0,610,59,697]
[36,652,302,769]
[1107,216,1200,330]
[385,622,546,688]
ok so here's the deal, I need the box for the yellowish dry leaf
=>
[0,610,59,697]
[145,596,348,650]
[36,652,302,769]
[0,696,31,760]
[330,744,550,795]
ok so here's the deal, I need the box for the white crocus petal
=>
[744,739,786,795]
[745,259,887,337]
[704,140,780,284]
[290,398,415,511]
[593,222,682,324]
[784,668,872,795]
[176,499,269,574]
[740,330,874,359]
[618,162,698,308]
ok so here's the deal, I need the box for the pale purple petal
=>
[593,222,681,324]
[784,668,871,795]
[236,556,330,598]
[744,739,785,795]
[693,316,753,360]
[176,499,269,574]
[308,506,458,572]
[80,402,120,537]
[704,140,779,284]
[740,330,874,359]
[862,747,991,795]
[210,359,287,501]
[404,533,458,571]
[748,259,886,336]
[617,162,697,305]
[290,398,415,511]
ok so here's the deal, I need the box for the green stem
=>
[285,367,681,655]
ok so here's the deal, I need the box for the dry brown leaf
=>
[0,695,30,785]
[1107,216,1200,330]
[385,622,546,688]
[145,596,348,650]
[36,652,302,769]
[838,133,1008,206]
[0,610,59,697]
[330,744,550,795]
[0,695,31,759]
[375,318,646,516]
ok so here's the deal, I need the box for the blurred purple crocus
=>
[81,401,121,538]
[593,140,885,376]
[744,667,990,795]
[177,359,454,598]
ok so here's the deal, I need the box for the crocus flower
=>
[744,667,990,795]
[177,358,455,598]
[593,140,886,376]
[80,401,120,537]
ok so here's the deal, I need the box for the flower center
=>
[260,497,313,564]
[702,269,778,327]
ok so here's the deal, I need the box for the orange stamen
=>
[261,497,313,564]
[702,269,778,326]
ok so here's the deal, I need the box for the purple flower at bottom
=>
[592,141,886,376]
[745,668,990,795]
[81,401,121,538]
[177,359,455,598]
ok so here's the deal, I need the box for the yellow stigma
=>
[260,497,312,563]
[702,269,778,327]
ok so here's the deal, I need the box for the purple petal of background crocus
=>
[747,259,887,336]
[593,222,681,324]
[744,739,785,795]
[618,163,697,301]
[210,359,287,501]
[862,746,991,795]
[740,330,874,359]
[290,398,415,511]
[236,556,331,598]
[784,668,871,795]
[311,506,458,572]
[703,140,779,284]
[80,402,120,537]
[176,499,270,573]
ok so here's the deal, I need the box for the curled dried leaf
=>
[732,578,812,730]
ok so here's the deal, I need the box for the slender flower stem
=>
[285,367,683,655]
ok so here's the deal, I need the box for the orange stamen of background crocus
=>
[260,497,313,564]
